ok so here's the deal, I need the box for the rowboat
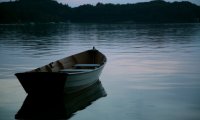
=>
[15,47,107,94]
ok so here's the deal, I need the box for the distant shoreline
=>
[0,0,200,24]
[1,0,200,8]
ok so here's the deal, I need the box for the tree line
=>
[0,0,200,23]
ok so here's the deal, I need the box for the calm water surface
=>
[0,23,200,120]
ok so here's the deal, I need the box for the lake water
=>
[0,23,200,120]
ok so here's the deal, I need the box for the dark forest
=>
[0,0,200,23]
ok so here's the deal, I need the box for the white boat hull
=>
[64,65,104,92]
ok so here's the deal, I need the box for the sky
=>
[0,0,200,7]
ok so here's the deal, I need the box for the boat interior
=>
[31,50,106,73]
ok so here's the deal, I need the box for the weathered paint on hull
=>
[65,65,105,92]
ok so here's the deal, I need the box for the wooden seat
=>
[59,64,100,73]
[73,64,100,68]
[59,69,92,73]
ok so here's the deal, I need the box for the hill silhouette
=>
[0,0,200,23]
[0,0,70,23]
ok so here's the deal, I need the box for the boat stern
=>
[15,72,67,94]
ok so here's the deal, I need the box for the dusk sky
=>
[0,0,200,7]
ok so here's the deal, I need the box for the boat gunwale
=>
[63,62,106,75]
[15,49,107,75]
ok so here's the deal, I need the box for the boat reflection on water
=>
[15,80,107,119]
